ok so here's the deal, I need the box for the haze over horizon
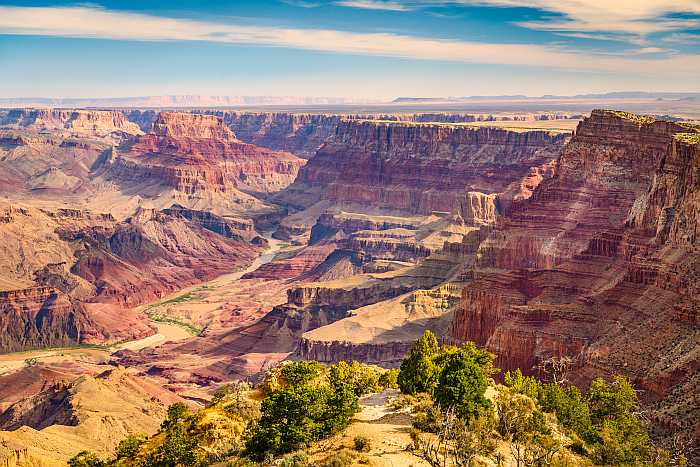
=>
[1,0,698,99]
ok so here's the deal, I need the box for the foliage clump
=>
[606,110,656,125]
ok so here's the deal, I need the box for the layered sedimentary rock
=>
[198,111,343,158]
[0,108,142,136]
[101,112,305,196]
[192,111,580,160]
[278,120,568,214]
[450,110,700,436]
[0,201,262,350]
[0,287,94,353]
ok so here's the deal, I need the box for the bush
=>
[318,449,358,467]
[245,383,358,458]
[281,361,325,388]
[353,436,370,452]
[146,424,198,466]
[280,452,309,467]
[115,433,147,459]
[329,361,380,396]
[68,451,104,467]
[378,369,399,389]
[432,343,495,419]
[161,402,191,429]
[398,330,439,395]
[587,376,649,465]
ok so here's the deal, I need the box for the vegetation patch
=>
[606,110,656,125]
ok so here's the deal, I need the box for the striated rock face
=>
[0,108,142,136]
[459,192,498,226]
[0,201,263,350]
[101,112,306,196]
[125,109,158,132]
[161,204,260,242]
[450,110,700,436]
[279,120,568,213]
[197,111,343,158]
[0,287,93,353]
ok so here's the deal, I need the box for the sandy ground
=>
[306,389,430,466]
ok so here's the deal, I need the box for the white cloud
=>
[339,1,700,38]
[0,5,697,75]
[334,0,413,11]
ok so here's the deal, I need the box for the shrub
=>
[586,376,649,465]
[318,449,358,467]
[432,343,495,418]
[353,436,370,452]
[161,402,191,429]
[245,383,358,458]
[115,433,147,459]
[281,361,325,388]
[146,424,198,466]
[378,369,399,389]
[68,451,104,467]
[280,452,309,467]
[329,361,381,396]
[398,330,439,395]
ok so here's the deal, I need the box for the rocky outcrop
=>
[279,120,568,213]
[0,368,187,465]
[161,204,259,242]
[0,287,94,352]
[450,110,700,436]
[197,111,343,158]
[125,109,158,132]
[101,112,305,195]
[0,109,142,136]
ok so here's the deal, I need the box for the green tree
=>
[281,361,325,388]
[68,451,104,467]
[398,330,440,395]
[379,369,399,389]
[146,424,197,466]
[587,376,649,465]
[115,433,147,459]
[161,402,191,429]
[329,361,380,396]
[432,343,496,418]
[245,383,358,458]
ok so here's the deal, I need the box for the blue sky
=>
[0,0,698,99]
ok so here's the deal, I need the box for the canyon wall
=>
[450,110,700,435]
[0,108,142,136]
[101,112,305,196]
[279,120,568,214]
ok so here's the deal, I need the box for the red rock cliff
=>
[280,120,567,214]
[450,110,700,436]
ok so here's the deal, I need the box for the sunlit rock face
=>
[450,110,700,436]
[279,120,567,213]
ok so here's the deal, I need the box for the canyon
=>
[0,106,698,464]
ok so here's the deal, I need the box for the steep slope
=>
[0,109,142,137]
[198,111,342,159]
[0,367,188,466]
[279,120,566,213]
[0,201,264,351]
[449,110,700,437]
[97,112,306,219]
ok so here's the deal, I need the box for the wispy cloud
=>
[0,5,697,75]
[281,0,322,8]
[335,1,700,39]
[334,0,413,11]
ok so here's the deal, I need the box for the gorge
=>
[0,106,698,464]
